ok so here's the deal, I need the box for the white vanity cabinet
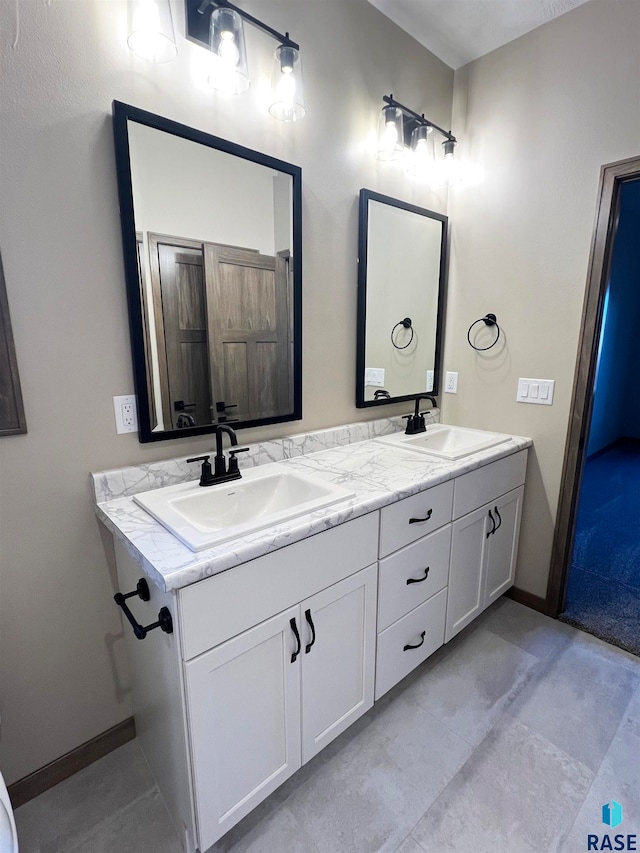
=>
[114,512,378,853]
[109,444,528,852]
[445,451,527,641]
[375,481,454,699]
[186,564,377,849]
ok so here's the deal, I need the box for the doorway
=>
[548,155,640,656]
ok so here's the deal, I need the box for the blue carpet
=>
[559,439,640,656]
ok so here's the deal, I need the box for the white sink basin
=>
[376,424,510,460]
[133,465,355,552]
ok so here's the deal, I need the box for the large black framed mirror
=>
[112,101,302,443]
[356,189,447,408]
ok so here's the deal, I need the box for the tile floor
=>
[15,598,640,853]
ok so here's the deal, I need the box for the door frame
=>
[547,154,640,616]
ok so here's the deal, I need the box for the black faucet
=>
[403,395,437,435]
[187,425,250,487]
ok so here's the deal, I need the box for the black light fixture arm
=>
[197,0,299,49]
[383,94,456,144]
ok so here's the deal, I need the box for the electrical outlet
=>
[426,370,434,392]
[113,395,138,434]
[445,371,458,393]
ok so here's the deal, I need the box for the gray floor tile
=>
[394,836,426,853]
[15,741,156,853]
[403,626,539,746]
[482,598,576,660]
[411,716,593,853]
[559,767,640,852]
[211,805,320,853]
[507,635,640,771]
[64,788,182,853]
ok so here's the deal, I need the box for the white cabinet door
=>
[445,505,492,642]
[484,486,524,606]
[185,607,302,851]
[300,564,377,763]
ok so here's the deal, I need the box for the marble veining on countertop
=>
[93,418,531,593]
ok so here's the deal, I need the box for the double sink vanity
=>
[94,417,530,852]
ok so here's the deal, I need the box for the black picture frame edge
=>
[355,188,448,409]
[111,100,303,443]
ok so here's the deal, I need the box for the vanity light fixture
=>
[186,0,305,121]
[127,0,178,63]
[377,95,457,181]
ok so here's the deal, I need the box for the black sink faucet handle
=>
[186,455,215,487]
[228,447,250,475]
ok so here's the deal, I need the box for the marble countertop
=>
[94,428,532,593]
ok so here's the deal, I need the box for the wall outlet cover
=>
[364,367,385,387]
[426,371,434,392]
[445,371,458,393]
[113,394,138,434]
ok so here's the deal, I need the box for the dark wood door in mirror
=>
[0,252,27,436]
[112,101,302,443]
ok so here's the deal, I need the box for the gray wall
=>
[443,0,640,598]
[0,0,452,784]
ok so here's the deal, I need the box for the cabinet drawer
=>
[453,450,527,520]
[179,513,379,660]
[375,588,447,700]
[379,480,454,557]
[378,525,451,631]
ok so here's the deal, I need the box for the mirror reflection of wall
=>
[113,102,302,442]
[356,190,447,407]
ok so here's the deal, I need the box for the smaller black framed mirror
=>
[112,101,302,443]
[356,189,447,408]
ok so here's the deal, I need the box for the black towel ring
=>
[467,313,501,351]
[391,318,414,350]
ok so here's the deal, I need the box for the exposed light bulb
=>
[127,0,177,63]
[218,31,239,66]
[269,45,305,121]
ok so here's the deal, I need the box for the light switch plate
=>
[113,394,138,433]
[517,378,555,405]
[364,367,385,387]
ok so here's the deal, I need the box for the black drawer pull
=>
[406,567,430,585]
[486,509,496,538]
[114,578,173,640]
[404,631,426,651]
[494,506,502,532]
[409,509,433,524]
[304,608,316,654]
[290,617,302,663]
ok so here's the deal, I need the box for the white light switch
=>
[517,378,555,405]
[365,367,385,387]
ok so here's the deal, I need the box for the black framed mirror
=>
[112,101,302,443]
[356,189,447,408]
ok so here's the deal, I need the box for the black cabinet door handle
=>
[403,631,426,651]
[494,506,502,532]
[409,509,433,524]
[290,617,301,663]
[486,509,496,538]
[304,608,316,654]
[406,567,430,585]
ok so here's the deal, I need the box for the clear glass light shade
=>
[269,46,305,122]
[208,8,250,95]
[375,106,404,161]
[435,138,460,186]
[406,124,435,180]
[127,0,177,63]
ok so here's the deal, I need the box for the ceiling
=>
[366,0,593,69]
